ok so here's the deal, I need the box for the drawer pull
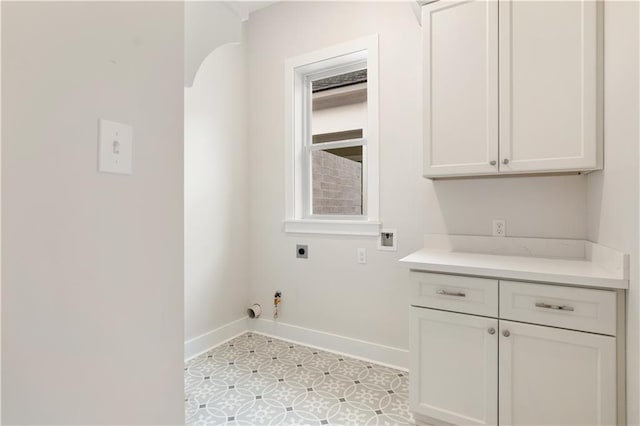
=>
[437,289,466,298]
[535,302,575,312]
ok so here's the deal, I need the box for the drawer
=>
[499,281,617,335]
[411,272,498,317]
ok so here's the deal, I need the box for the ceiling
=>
[224,1,278,21]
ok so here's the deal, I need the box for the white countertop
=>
[400,235,629,290]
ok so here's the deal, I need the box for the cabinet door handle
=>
[436,289,466,298]
[488,328,496,335]
[503,158,510,165]
[503,330,510,337]
[490,160,497,166]
[535,302,575,312]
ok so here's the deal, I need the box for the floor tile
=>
[186,332,414,425]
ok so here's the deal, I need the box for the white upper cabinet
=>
[422,0,602,178]
[499,0,601,173]
[423,0,499,177]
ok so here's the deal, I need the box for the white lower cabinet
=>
[498,320,616,426]
[410,307,498,425]
[410,275,621,426]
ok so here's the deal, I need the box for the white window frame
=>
[283,35,380,236]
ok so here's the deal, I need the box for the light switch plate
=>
[98,119,132,175]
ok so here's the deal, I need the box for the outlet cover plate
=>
[492,220,506,237]
[357,248,367,264]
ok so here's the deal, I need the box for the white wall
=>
[587,1,640,423]
[185,42,250,347]
[429,175,587,238]
[247,1,589,352]
[184,2,242,88]
[1,3,184,424]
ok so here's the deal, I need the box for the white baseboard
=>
[248,318,409,371]
[184,317,248,361]
[184,317,409,371]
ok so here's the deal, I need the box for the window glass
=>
[311,146,364,216]
[309,68,367,216]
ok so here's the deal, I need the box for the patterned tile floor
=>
[185,332,414,425]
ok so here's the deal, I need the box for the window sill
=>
[283,219,382,237]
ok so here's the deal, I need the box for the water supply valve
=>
[273,291,282,319]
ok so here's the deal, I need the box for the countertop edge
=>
[400,260,629,290]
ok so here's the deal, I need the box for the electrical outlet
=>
[296,244,308,259]
[493,220,506,237]
[357,248,367,264]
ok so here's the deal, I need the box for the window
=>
[284,35,380,236]
[311,69,366,216]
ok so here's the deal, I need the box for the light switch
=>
[98,119,132,175]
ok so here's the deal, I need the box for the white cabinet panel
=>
[422,0,499,177]
[500,280,617,335]
[411,272,498,317]
[422,0,602,178]
[498,0,601,173]
[499,320,616,426]
[410,307,498,425]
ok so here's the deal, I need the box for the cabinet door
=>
[410,307,498,425]
[422,0,499,178]
[499,320,616,425]
[498,0,601,173]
